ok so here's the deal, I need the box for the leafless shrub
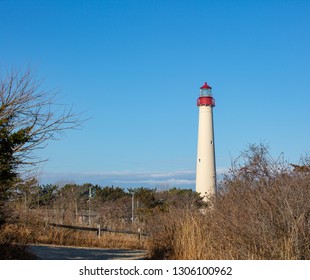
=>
[0,68,82,170]
[148,144,310,259]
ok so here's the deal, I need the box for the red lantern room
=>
[197,82,215,107]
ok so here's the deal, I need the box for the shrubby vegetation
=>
[5,182,203,228]
[148,144,310,260]
[3,144,310,260]
[1,182,204,257]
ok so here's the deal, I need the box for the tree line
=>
[9,181,203,228]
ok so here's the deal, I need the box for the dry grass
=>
[0,227,37,259]
[1,222,147,251]
[2,145,310,260]
[3,172,309,259]
[148,173,310,260]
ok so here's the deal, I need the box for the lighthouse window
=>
[211,140,213,144]
[199,159,201,162]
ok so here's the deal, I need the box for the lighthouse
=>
[196,82,216,201]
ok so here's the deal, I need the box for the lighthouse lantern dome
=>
[197,82,215,107]
[200,82,212,97]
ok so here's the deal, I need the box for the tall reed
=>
[148,173,310,259]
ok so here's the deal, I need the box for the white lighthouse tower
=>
[196,82,216,201]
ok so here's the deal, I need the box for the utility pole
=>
[131,193,135,224]
[88,186,92,226]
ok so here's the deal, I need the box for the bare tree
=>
[228,143,288,183]
[0,68,82,225]
[0,68,81,168]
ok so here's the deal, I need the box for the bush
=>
[148,145,310,259]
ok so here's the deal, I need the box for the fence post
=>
[138,228,141,245]
[97,224,101,239]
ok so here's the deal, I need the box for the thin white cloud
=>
[38,168,228,188]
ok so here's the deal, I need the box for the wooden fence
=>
[48,223,148,243]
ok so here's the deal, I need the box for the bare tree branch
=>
[0,68,84,174]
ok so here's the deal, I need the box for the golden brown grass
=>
[0,226,37,259]
[1,223,147,251]
[148,173,310,260]
[3,171,309,259]
[2,145,310,260]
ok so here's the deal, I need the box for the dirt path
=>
[27,244,148,260]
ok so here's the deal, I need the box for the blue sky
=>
[1,0,309,188]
